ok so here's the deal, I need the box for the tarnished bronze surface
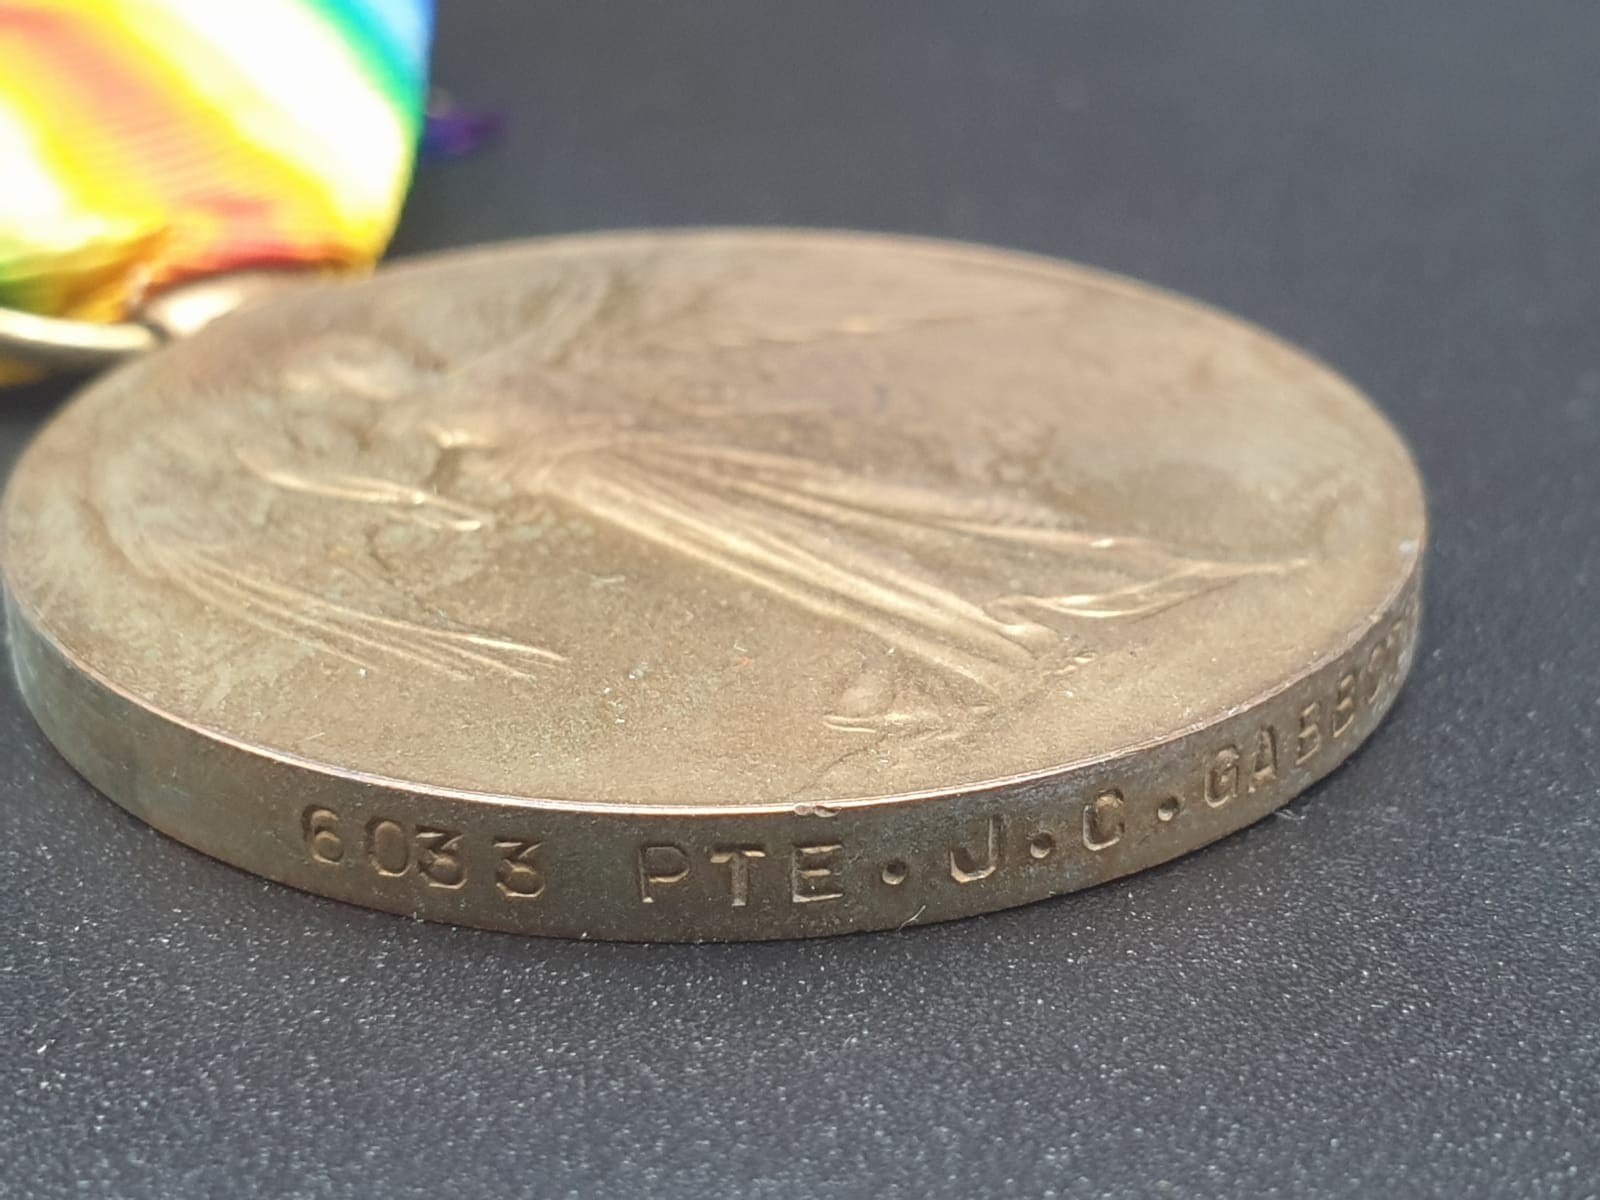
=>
[0,229,1425,939]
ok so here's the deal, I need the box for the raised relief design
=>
[118,264,1308,736]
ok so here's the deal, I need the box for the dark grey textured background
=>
[2,4,1596,1197]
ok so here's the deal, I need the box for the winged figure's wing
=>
[143,538,564,682]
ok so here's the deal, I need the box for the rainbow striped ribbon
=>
[0,0,432,332]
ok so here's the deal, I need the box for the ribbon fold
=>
[0,0,432,331]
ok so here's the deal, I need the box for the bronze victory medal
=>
[1,230,1425,940]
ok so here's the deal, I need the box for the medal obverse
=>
[1,230,1425,939]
